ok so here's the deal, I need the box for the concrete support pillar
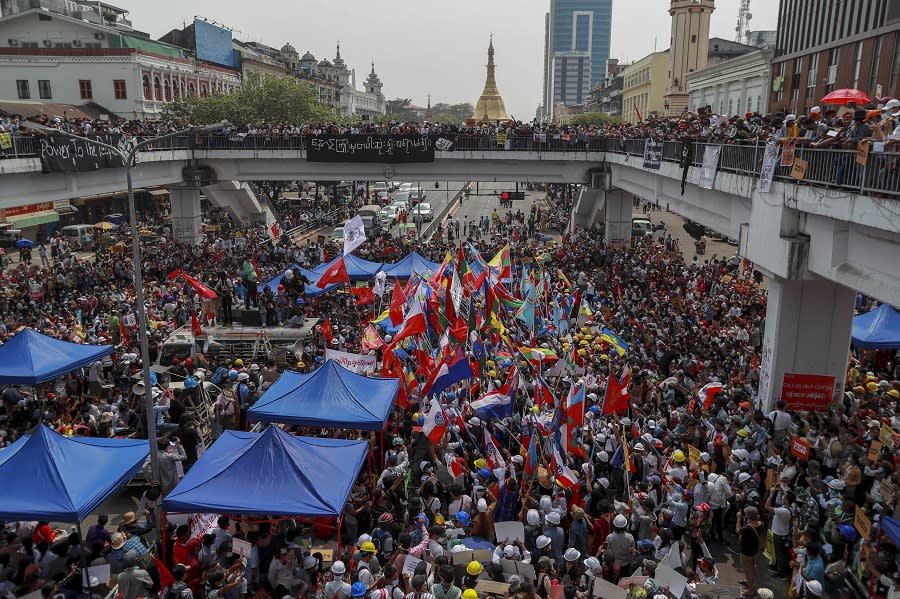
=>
[169,186,202,245]
[603,188,633,247]
[757,276,855,411]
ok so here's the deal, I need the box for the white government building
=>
[686,48,775,117]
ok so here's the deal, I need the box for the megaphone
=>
[132,381,145,397]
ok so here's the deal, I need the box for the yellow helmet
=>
[673,450,686,463]
[463,590,479,599]
[360,541,377,553]
[234,358,244,366]
[888,389,900,399]
[466,561,483,576]
[412,412,421,422]
[474,458,486,469]
[296,361,305,368]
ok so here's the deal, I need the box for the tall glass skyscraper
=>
[542,0,613,120]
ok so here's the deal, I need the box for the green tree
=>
[385,98,415,122]
[569,112,622,127]
[161,73,334,124]
[430,102,475,123]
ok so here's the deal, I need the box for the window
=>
[871,36,883,93]
[78,79,92,100]
[53,42,72,48]
[38,80,51,99]
[16,80,30,99]
[853,41,864,89]
[142,74,151,100]
[891,32,900,90]
[113,79,127,100]
[807,53,818,98]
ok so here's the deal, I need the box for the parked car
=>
[379,205,400,226]
[0,224,22,249]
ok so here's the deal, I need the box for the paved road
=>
[436,181,544,239]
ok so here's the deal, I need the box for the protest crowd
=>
[0,111,896,599]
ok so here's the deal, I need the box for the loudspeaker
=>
[234,309,262,326]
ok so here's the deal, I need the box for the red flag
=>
[389,300,426,346]
[320,319,333,345]
[154,557,175,589]
[449,316,468,344]
[271,222,280,238]
[119,320,129,346]
[181,272,218,300]
[391,361,410,409]
[166,268,183,282]
[190,310,204,337]
[317,256,350,288]
[603,372,627,415]
[351,286,375,305]
[389,279,406,326]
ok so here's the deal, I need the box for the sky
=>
[127,0,780,119]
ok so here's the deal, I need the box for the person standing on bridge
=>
[214,271,234,326]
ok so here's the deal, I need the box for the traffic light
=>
[500,192,510,201]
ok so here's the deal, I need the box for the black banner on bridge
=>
[305,135,435,163]
[38,135,133,174]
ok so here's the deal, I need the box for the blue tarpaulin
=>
[163,427,367,516]
[0,425,149,522]
[312,254,383,280]
[0,328,114,384]
[248,360,398,430]
[851,304,900,350]
[261,263,338,297]
[381,252,440,279]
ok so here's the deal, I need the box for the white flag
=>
[343,215,366,255]
[449,267,463,314]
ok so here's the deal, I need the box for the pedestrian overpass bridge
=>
[1,133,899,408]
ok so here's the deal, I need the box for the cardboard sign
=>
[881,424,897,449]
[855,506,872,540]
[494,521,526,544]
[791,158,808,180]
[232,538,252,559]
[654,563,688,597]
[687,444,701,466]
[765,468,778,490]
[499,559,536,581]
[790,436,811,460]
[401,555,433,579]
[780,141,796,167]
[451,549,492,565]
[781,372,835,410]
[857,141,870,166]
[593,578,627,599]
[476,581,510,595]
[309,548,333,564]
[869,440,884,463]
[81,564,111,586]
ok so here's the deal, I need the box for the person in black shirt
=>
[737,506,764,594]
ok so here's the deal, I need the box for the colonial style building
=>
[0,0,240,118]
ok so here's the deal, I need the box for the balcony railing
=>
[3,133,898,197]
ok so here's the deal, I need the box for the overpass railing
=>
[3,133,898,196]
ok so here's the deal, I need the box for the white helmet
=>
[613,514,628,528]
[331,561,346,575]
[535,535,551,549]
[526,509,540,526]
[804,580,823,597]
[598,450,610,463]
[737,472,752,484]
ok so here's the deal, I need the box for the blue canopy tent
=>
[162,427,367,517]
[312,254,383,281]
[851,304,900,350]
[381,252,440,279]
[0,425,149,522]
[247,360,398,430]
[0,328,114,385]
[261,263,338,297]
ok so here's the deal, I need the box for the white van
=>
[60,224,94,251]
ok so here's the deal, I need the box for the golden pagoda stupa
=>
[473,35,509,122]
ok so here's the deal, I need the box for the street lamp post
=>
[21,121,225,487]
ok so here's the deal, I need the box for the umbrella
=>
[15,239,33,249]
[821,89,871,105]
[94,222,115,230]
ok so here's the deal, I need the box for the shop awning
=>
[148,189,169,197]
[7,210,59,228]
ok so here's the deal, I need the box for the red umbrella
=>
[821,88,871,105]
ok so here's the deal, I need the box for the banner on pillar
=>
[781,372,836,410]
[698,145,721,189]
[642,140,663,170]
[38,134,136,173]
[758,139,781,194]
[305,135,435,163]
